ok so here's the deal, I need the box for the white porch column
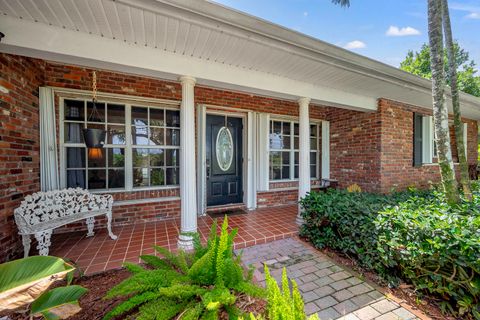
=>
[178,76,198,250]
[297,97,311,225]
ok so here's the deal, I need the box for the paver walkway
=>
[237,238,423,320]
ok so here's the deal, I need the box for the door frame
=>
[197,104,255,215]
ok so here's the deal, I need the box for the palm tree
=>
[441,0,472,200]
[428,0,460,204]
[331,0,350,7]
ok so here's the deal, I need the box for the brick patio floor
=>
[238,238,427,320]
[49,204,298,274]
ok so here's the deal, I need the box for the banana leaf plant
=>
[0,256,87,319]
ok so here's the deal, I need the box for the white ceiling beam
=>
[0,15,378,111]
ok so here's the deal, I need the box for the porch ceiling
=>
[1,0,480,117]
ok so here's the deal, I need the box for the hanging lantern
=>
[83,71,106,148]
[88,148,103,159]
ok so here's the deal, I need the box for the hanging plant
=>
[83,71,106,148]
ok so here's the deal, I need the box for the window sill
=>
[90,186,180,194]
[422,162,460,166]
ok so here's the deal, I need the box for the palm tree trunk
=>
[441,0,472,200]
[428,0,460,204]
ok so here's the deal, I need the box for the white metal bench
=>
[14,188,117,257]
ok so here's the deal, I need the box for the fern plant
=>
[103,217,265,320]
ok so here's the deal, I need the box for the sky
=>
[213,0,480,69]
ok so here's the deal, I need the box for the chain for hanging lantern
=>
[92,71,97,102]
[83,71,106,148]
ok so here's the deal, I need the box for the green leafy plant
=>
[0,256,87,319]
[300,188,480,318]
[103,217,265,320]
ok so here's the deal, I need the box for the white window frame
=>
[59,95,181,192]
[268,119,322,182]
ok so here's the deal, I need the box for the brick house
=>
[1,0,479,261]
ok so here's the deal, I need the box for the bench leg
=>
[22,234,31,258]
[106,211,117,240]
[34,230,52,256]
[86,217,95,237]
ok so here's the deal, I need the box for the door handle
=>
[206,159,210,179]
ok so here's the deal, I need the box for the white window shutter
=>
[463,122,468,157]
[257,113,270,191]
[422,116,433,164]
[40,87,59,191]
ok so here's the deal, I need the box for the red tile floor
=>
[49,204,298,275]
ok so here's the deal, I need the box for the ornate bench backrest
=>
[14,188,112,228]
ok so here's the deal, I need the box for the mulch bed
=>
[5,267,266,320]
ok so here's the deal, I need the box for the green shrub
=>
[299,189,417,274]
[299,188,480,318]
[376,192,480,318]
[103,217,265,320]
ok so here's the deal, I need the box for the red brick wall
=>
[0,54,45,261]
[327,108,383,192]
[378,98,478,193]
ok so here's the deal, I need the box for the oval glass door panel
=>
[216,126,234,171]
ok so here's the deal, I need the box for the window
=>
[61,98,180,191]
[269,120,321,181]
[131,106,180,187]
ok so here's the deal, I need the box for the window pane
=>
[310,165,317,178]
[150,127,164,146]
[86,101,105,122]
[64,100,84,121]
[88,148,106,168]
[283,122,291,135]
[310,124,317,137]
[107,104,125,124]
[282,166,290,179]
[270,133,282,149]
[294,123,299,135]
[310,152,316,165]
[294,137,299,149]
[66,170,85,188]
[294,152,299,165]
[151,168,165,186]
[150,108,165,127]
[310,138,317,150]
[166,110,180,127]
[131,107,148,126]
[64,123,84,143]
[283,135,291,149]
[166,149,179,166]
[132,126,149,145]
[107,125,125,145]
[108,169,125,188]
[86,123,105,131]
[133,168,149,187]
[282,152,290,165]
[166,129,180,146]
[66,147,85,168]
[166,168,179,185]
[271,167,281,180]
[133,148,149,167]
[108,148,125,167]
[272,121,281,134]
[150,149,164,167]
[270,152,281,168]
[294,165,299,179]
[88,169,106,189]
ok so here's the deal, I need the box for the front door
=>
[206,114,243,206]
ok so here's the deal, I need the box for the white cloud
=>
[386,26,421,37]
[303,11,308,17]
[466,12,480,19]
[344,40,366,50]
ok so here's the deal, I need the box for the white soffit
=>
[0,0,479,117]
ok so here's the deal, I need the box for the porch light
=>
[83,71,106,148]
[88,148,103,160]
